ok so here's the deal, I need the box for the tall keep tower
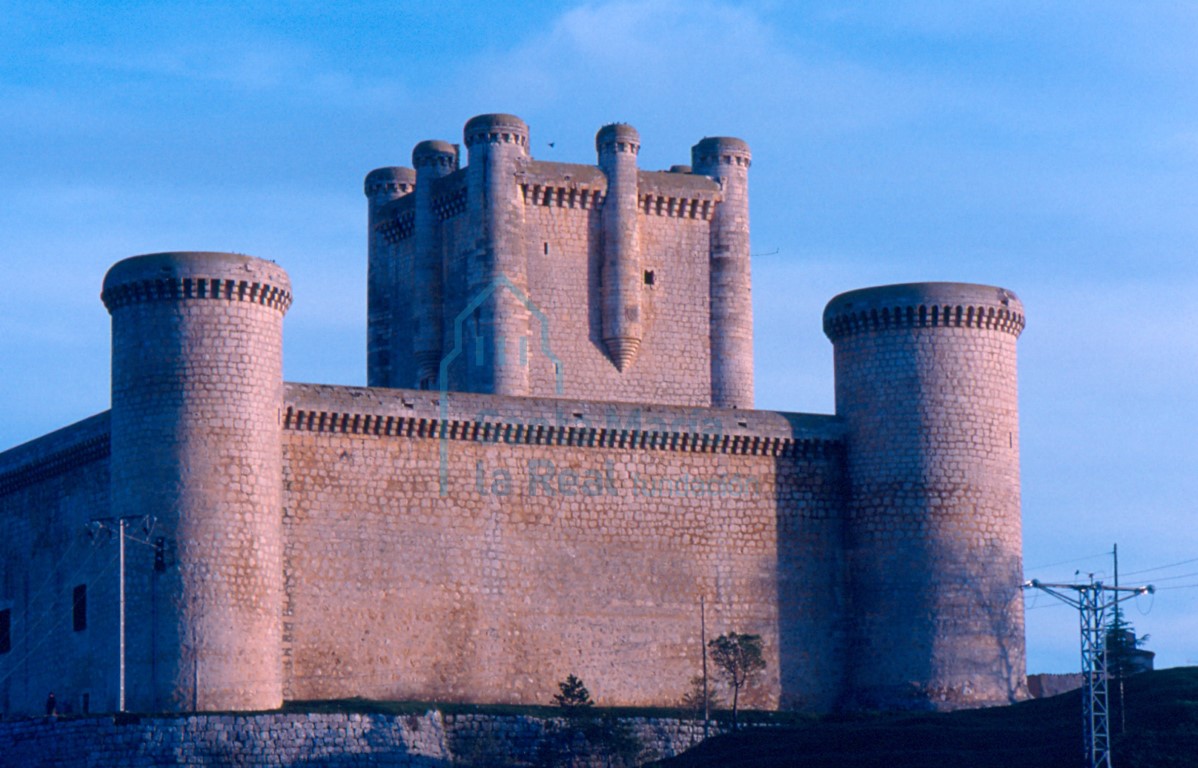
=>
[102,252,291,712]
[364,113,754,407]
[824,282,1027,709]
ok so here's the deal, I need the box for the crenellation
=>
[281,384,842,459]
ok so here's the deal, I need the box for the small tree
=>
[679,674,723,714]
[554,674,594,713]
[708,632,766,730]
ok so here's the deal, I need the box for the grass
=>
[651,667,1198,768]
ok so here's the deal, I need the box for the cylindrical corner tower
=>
[365,166,416,388]
[412,140,458,389]
[102,252,292,712]
[693,136,753,409]
[463,113,531,395]
[823,282,1027,711]
[597,122,643,372]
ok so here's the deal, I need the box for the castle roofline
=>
[823,281,1026,340]
[0,411,110,498]
[282,382,844,457]
[102,252,291,294]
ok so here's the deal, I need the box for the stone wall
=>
[0,413,116,717]
[0,710,724,767]
[280,384,847,711]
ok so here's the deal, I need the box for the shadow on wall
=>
[775,431,849,712]
[961,543,1028,706]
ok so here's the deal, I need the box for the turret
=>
[365,167,415,388]
[412,141,458,389]
[462,113,531,395]
[824,283,1027,710]
[693,137,753,408]
[596,123,643,371]
[102,252,291,712]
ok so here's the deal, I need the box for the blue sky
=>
[1,1,1196,675]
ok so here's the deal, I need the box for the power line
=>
[1025,551,1112,572]
[1120,556,1198,578]
[1137,570,1198,584]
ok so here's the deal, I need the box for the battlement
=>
[101,251,292,313]
[0,412,110,498]
[364,167,416,199]
[596,123,641,155]
[463,113,529,149]
[282,382,843,459]
[412,140,459,170]
[823,282,1025,341]
[692,136,752,170]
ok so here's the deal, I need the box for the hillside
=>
[655,667,1198,768]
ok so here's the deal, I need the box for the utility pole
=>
[87,515,158,713]
[700,595,709,739]
[1025,576,1153,768]
[1113,544,1126,735]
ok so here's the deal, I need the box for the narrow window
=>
[643,270,655,286]
[543,242,549,255]
[0,608,11,653]
[73,585,87,632]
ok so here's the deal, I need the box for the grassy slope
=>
[654,668,1198,768]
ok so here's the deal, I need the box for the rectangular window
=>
[73,585,87,632]
[0,608,10,653]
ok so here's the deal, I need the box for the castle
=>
[0,114,1028,716]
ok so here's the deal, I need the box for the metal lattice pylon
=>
[1025,577,1153,768]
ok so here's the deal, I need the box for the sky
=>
[1,1,1195,676]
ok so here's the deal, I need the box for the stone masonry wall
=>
[521,175,715,405]
[280,384,847,712]
[0,414,117,717]
[0,710,725,767]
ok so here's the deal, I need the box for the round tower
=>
[823,282,1027,710]
[596,122,643,372]
[412,140,458,389]
[365,166,416,388]
[693,137,753,409]
[463,113,531,395]
[102,252,292,712]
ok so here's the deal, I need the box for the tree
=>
[553,674,594,713]
[708,632,766,730]
[1106,606,1150,679]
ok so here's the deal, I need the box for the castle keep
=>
[0,114,1028,716]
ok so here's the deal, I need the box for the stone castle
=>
[0,113,1028,716]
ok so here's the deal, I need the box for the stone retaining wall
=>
[0,710,722,767]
